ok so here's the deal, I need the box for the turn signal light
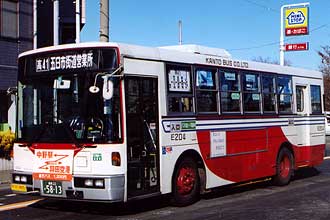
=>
[112,152,121,166]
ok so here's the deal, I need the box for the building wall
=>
[0,0,33,129]
[0,0,84,131]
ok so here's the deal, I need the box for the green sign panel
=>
[181,121,196,130]
[93,153,102,161]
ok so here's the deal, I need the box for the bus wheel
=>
[273,148,294,186]
[171,157,200,206]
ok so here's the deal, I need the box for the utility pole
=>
[53,0,59,45]
[76,0,81,43]
[100,0,109,42]
[33,0,37,49]
[179,20,183,45]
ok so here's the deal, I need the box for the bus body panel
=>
[13,144,126,201]
[13,42,325,203]
[161,116,325,187]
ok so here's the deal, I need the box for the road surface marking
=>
[0,199,43,212]
[4,194,16,197]
[324,156,330,160]
[25,190,40,194]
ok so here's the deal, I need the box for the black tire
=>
[273,148,294,186]
[171,157,200,206]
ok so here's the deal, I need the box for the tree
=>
[252,56,292,66]
[318,46,330,111]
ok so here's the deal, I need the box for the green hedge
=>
[0,130,15,159]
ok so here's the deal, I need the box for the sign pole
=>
[280,2,310,66]
[280,5,285,66]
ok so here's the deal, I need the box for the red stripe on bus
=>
[197,127,325,183]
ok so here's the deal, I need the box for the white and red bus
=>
[11,42,325,206]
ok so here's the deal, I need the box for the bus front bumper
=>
[11,173,125,202]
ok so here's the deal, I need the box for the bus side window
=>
[195,68,218,113]
[262,74,276,113]
[242,72,261,113]
[277,76,293,113]
[220,71,241,113]
[310,85,322,114]
[166,64,194,114]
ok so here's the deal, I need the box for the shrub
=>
[0,130,15,159]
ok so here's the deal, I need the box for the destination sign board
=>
[19,48,118,78]
[36,52,94,72]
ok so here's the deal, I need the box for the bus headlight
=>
[14,175,20,182]
[84,179,93,187]
[12,174,32,184]
[20,176,27,183]
[94,179,104,188]
[74,177,105,189]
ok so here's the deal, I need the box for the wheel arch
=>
[172,149,206,194]
[278,141,295,167]
[273,142,295,186]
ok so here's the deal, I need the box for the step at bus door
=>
[125,76,159,197]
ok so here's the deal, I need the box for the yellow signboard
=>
[285,7,309,36]
[285,7,308,28]
[11,183,27,192]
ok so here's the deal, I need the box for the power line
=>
[227,23,330,51]
[232,0,330,52]
[242,0,278,13]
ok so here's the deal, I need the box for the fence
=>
[0,158,13,171]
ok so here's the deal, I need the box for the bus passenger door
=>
[125,76,159,197]
[296,85,307,115]
[295,85,310,161]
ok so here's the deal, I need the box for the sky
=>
[81,0,330,71]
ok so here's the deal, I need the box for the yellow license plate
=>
[11,184,27,192]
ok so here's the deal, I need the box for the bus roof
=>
[19,42,323,79]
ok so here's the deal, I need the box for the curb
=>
[0,180,11,185]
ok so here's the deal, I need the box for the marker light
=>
[112,152,121,166]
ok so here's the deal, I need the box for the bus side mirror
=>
[54,79,70,89]
[102,76,113,100]
[89,86,100,93]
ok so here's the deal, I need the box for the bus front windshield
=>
[18,72,121,144]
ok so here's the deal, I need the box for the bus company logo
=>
[287,11,305,26]
[36,51,94,72]
[205,58,249,69]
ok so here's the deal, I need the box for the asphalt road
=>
[326,136,330,157]
[1,138,330,220]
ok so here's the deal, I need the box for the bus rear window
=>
[311,85,321,114]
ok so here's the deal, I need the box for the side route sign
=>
[285,42,309,51]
